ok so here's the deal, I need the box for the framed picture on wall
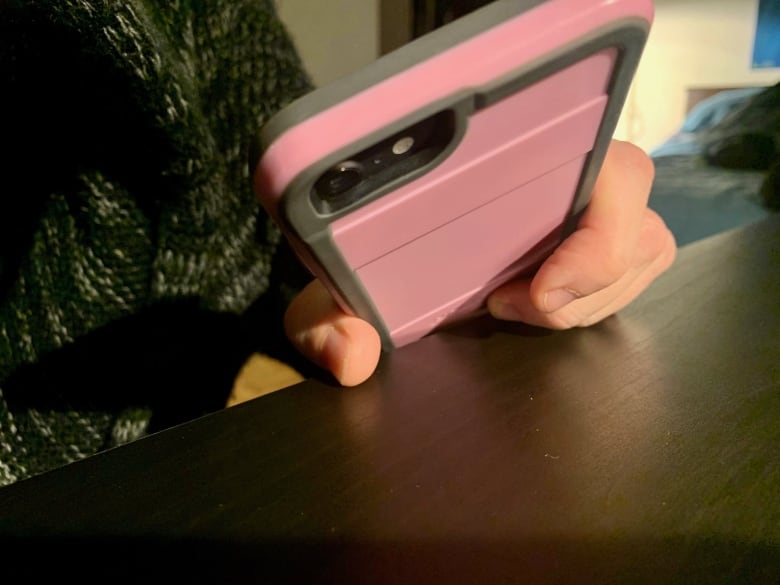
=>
[752,0,780,69]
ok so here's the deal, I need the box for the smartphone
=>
[252,0,653,350]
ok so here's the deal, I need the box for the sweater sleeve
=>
[0,0,314,486]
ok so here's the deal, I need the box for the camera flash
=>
[392,136,415,155]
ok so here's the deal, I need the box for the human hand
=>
[284,139,676,386]
[486,139,677,328]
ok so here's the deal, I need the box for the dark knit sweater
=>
[0,0,313,486]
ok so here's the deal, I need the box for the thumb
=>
[284,280,381,386]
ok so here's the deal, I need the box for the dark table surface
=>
[1,216,779,584]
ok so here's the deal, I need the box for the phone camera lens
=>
[315,161,364,198]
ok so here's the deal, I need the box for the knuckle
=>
[598,245,633,284]
[618,140,656,183]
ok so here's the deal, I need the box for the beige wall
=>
[616,0,780,152]
[274,0,380,87]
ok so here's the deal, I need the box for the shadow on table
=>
[2,533,779,584]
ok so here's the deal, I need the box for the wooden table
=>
[1,216,779,584]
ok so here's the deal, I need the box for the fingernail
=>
[543,289,580,313]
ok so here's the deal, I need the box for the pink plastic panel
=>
[357,156,587,347]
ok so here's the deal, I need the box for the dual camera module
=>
[312,110,456,214]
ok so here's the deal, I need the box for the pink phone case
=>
[253,0,653,349]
